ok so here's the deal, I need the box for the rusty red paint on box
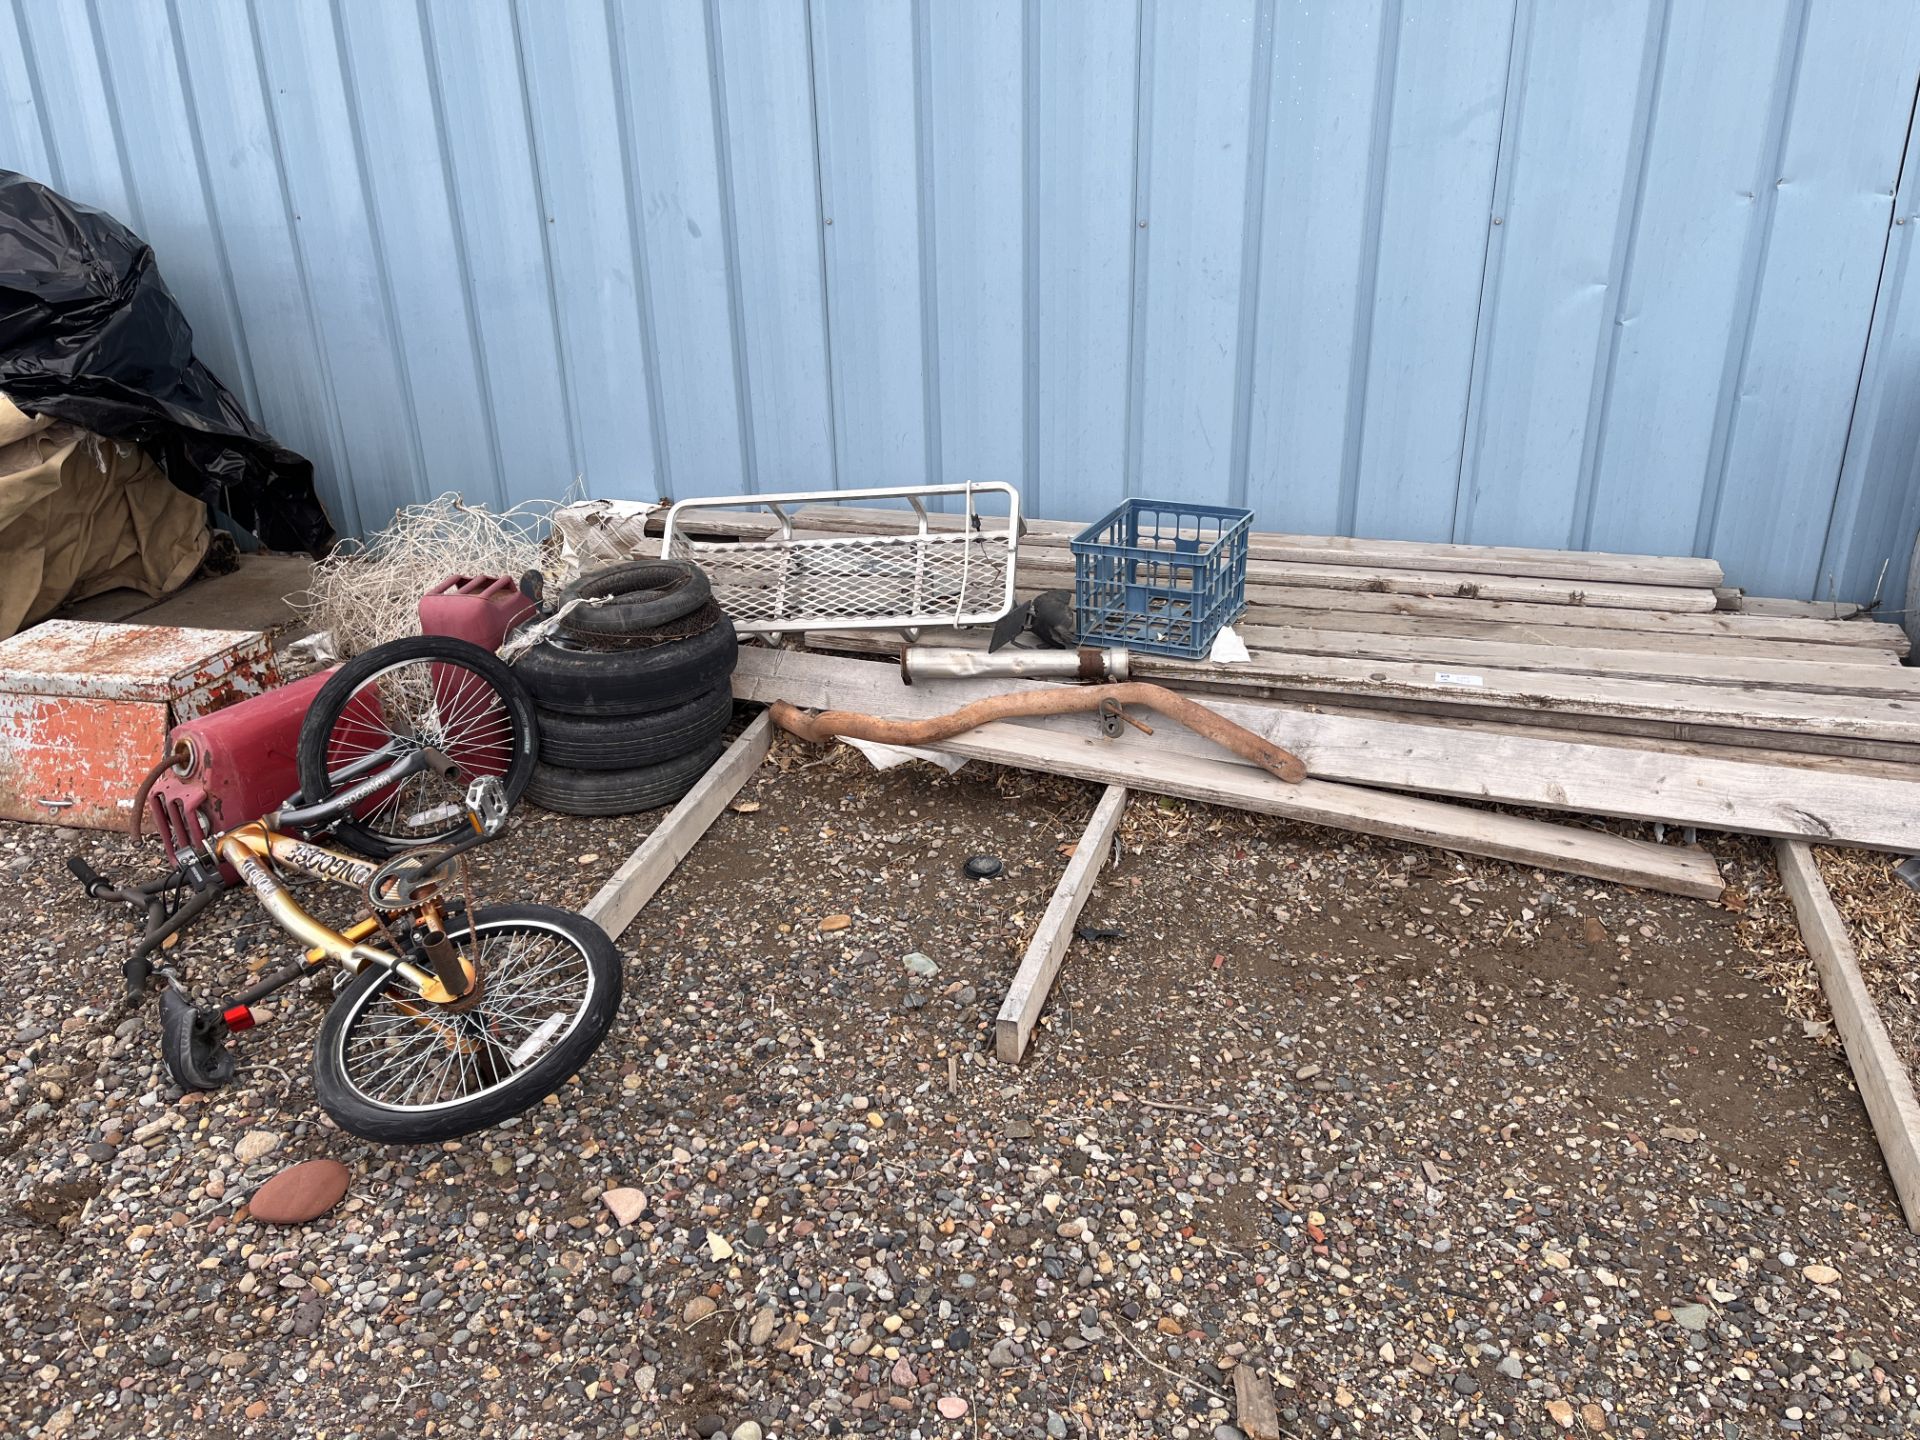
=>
[0,620,280,829]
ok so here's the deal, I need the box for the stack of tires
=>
[512,561,739,816]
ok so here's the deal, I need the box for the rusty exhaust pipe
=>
[769,684,1306,784]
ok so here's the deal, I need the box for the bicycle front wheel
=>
[312,904,622,1143]
[296,636,538,857]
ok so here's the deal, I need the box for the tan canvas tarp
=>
[0,394,210,639]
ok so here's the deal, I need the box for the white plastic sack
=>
[552,499,661,584]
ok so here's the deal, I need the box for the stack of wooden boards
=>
[697,503,1915,759]
[661,504,1920,885]
[677,507,1916,820]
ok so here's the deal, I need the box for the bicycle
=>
[72,636,622,1144]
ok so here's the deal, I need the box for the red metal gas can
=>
[418,575,535,654]
[145,669,333,863]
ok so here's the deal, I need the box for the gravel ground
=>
[4,736,1919,1439]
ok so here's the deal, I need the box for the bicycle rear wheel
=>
[311,904,621,1143]
[296,636,538,857]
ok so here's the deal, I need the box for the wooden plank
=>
[788,502,1727,587]
[734,647,1920,851]
[995,784,1128,1063]
[1214,583,1908,651]
[1740,596,1865,620]
[980,545,1718,614]
[1203,602,1898,666]
[582,712,773,939]
[911,720,1727,900]
[1226,622,1920,696]
[1774,840,1920,1233]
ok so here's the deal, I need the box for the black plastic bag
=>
[0,170,333,554]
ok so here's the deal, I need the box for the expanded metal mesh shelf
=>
[662,484,1021,637]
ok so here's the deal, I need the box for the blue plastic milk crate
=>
[1070,499,1254,660]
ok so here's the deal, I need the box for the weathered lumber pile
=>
[674,501,1914,811]
[672,503,1918,858]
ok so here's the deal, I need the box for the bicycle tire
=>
[296,636,539,858]
[534,683,734,769]
[311,904,622,1143]
[557,560,711,639]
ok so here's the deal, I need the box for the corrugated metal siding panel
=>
[4,0,1919,606]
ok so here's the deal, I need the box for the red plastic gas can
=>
[418,575,535,654]
[145,669,333,863]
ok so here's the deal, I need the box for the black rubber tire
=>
[159,987,235,1091]
[511,613,738,717]
[525,739,725,816]
[297,636,539,858]
[311,904,622,1144]
[535,684,734,769]
[558,560,711,639]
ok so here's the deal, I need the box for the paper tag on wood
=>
[1433,671,1485,687]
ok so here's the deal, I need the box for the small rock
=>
[1671,1303,1711,1332]
[938,1396,969,1419]
[903,952,938,977]
[1581,1402,1608,1432]
[1005,1117,1035,1140]
[246,1158,351,1225]
[685,1296,718,1324]
[1496,1355,1523,1379]
[1801,1264,1841,1286]
[749,1308,777,1347]
[818,913,852,932]
[731,1424,762,1440]
[692,1416,725,1439]
[234,1130,280,1165]
[600,1187,647,1225]
[1546,1399,1575,1429]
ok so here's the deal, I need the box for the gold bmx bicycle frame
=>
[216,825,477,1006]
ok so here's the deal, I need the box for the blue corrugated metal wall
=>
[4,0,1920,607]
